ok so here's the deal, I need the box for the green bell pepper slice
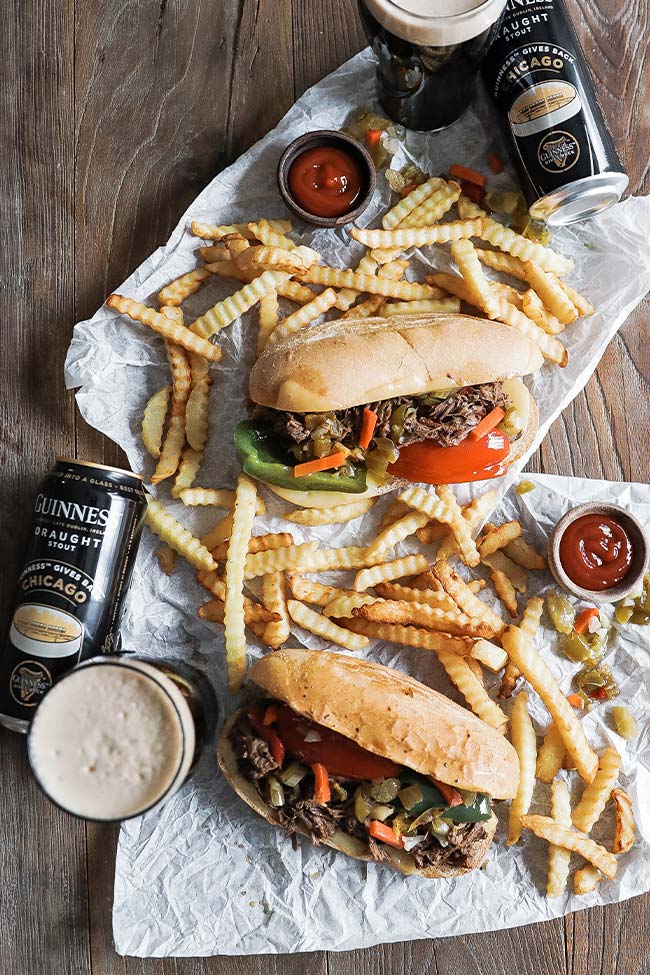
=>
[398,770,491,823]
[235,420,367,493]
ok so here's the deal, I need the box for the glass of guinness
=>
[27,656,217,821]
[358,0,507,131]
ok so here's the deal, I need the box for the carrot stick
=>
[294,451,346,478]
[487,152,504,174]
[263,702,279,725]
[369,820,404,848]
[449,163,486,188]
[365,129,382,147]
[469,407,505,441]
[311,762,331,804]
[358,408,378,449]
[566,693,585,709]
[431,778,462,807]
[574,608,599,635]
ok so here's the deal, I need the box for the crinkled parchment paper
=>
[64,50,650,956]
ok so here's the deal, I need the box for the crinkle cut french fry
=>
[382,297,461,315]
[190,219,291,241]
[478,520,522,558]
[155,545,176,576]
[437,650,507,732]
[523,262,578,325]
[285,497,376,525]
[185,358,212,452]
[142,385,170,459]
[398,181,461,229]
[507,691,537,844]
[246,219,295,251]
[323,592,380,618]
[210,532,294,562]
[478,217,573,275]
[354,554,430,592]
[235,245,304,274]
[379,498,410,531]
[224,474,258,692]
[190,269,290,340]
[335,253,379,311]
[431,561,503,634]
[243,542,321,579]
[501,616,598,783]
[382,176,447,229]
[572,746,621,834]
[152,336,192,484]
[340,295,385,319]
[547,778,572,897]
[536,722,566,783]
[201,512,234,550]
[287,600,369,651]
[276,280,320,305]
[522,289,564,335]
[451,239,500,318]
[349,218,484,250]
[250,545,372,577]
[342,617,474,657]
[502,536,546,571]
[262,572,291,647]
[287,575,340,606]
[490,568,518,618]
[267,288,339,344]
[145,498,217,573]
[399,485,480,567]
[299,265,440,301]
[556,278,595,317]
[171,447,203,498]
[495,297,568,366]
[498,660,521,700]
[106,294,222,361]
[611,788,635,854]
[374,581,457,613]
[158,267,213,306]
[257,289,279,353]
[470,639,508,673]
[520,816,617,879]
[366,509,430,560]
[573,866,601,895]
[354,598,495,638]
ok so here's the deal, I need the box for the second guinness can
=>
[482,0,628,225]
[0,459,147,732]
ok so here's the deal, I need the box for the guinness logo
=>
[538,130,580,173]
[9,661,52,707]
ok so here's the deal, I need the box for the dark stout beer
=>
[482,0,627,224]
[358,0,507,130]
[0,459,147,732]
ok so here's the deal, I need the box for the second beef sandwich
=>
[236,313,543,507]
[219,648,519,877]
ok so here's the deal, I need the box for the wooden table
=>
[1,1,648,972]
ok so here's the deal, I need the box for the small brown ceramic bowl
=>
[277,130,376,228]
[548,502,649,605]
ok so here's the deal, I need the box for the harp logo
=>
[538,130,580,173]
[9,661,52,707]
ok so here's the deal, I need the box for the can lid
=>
[530,173,629,227]
[55,457,144,481]
[363,0,507,45]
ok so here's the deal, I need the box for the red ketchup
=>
[559,513,633,591]
[288,146,362,217]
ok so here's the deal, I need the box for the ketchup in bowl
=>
[288,145,363,218]
[559,513,633,591]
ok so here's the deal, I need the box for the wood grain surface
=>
[1,0,648,973]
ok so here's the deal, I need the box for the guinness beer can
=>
[0,459,147,732]
[482,0,628,225]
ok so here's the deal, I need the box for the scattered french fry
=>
[189,269,290,339]
[399,181,461,228]
[502,536,546,571]
[257,289,279,353]
[354,599,495,638]
[261,572,291,648]
[520,816,617,879]
[145,498,217,573]
[244,542,319,579]
[523,261,578,325]
[490,569,519,618]
[451,239,500,318]
[354,554,430,592]
[572,746,621,833]
[342,617,473,657]
[365,509,430,560]
[478,217,573,275]
[470,639,508,673]
[374,581,457,614]
[142,385,170,459]
[431,561,504,634]
[573,865,601,895]
[536,722,567,784]
[268,288,339,344]
[437,650,507,732]
[482,550,528,592]
[611,788,635,854]
[210,532,294,562]
[547,778,572,897]
[158,267,213,306]
[155,545,176,576]
[323,592,380,618]
[152,338,192,484]
[400,485,480,566]
[479,520,522,558]
[508,692,538,844]
[224,474,258,692]
[106,294,222,362]
[299,265,441,301]
[287,575,340,607]
[522,288,564,335]
[171,447,203,498]
[382,175,446,229]
[349,218,484,250]
[287,600,369,651]
[382,297,461,315]
[285,498,376,526]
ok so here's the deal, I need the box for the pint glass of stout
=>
[358,0,507,130]
[27,657,217,821]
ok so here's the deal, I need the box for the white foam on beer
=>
[28,661,191,820]
[364,0,506,45]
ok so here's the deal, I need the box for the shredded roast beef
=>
[229,714,489,870]
[253,383,509,455]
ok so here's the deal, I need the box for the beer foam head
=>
[364,0,507,45]
[28,659,194,821]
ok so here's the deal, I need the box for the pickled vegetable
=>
[385,162,428,194]
[354,786,373,823]
[562,626,608,665]
[547,591,575,635]
[343,111,404,168]
[573,663,619,706]
[631,611,650,625]
[369,803,395,822]
[370,777,401,803]
[484,190,524,215]
[279,761,307,788]
[266,775,285,807]
[611,705,638,740]
[521,219,552,246]
[516,480,536,495]
[615,604,634,625]
[330,781,348,803]
[398,784,424,812]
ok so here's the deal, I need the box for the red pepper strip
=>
[574,608,599,635]
[487,152,504,174]
[358,407,378,449]
[590,687,608,701]
[263,702,279,726]
[469,407,505,442]
[365,129,382,147]
[566,693,585,710]
[311,762,331,804]
[369,820,404,849]
[248,709,286,765]
[460,180,484,204]
[294,451,347,478]
[430,778,462,807]
[449,163,486,188]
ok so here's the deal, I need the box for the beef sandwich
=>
[218,648,519,877]
[235,313,543,508]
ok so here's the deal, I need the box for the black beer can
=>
[481,0,628,225]
[0,459,147,732]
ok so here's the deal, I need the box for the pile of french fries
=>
[101,163,629,899]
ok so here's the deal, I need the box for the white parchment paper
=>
[63,50,650,956]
